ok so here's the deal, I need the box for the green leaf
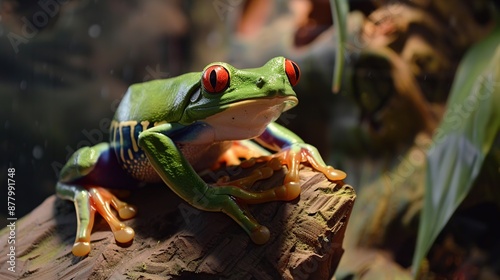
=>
[330,0,348,93]
[412,23,500,275]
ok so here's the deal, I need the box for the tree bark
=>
[0,167,355,280]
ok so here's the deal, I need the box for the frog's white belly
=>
[177,141,232,171]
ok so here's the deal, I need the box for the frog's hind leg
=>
[56,143,136,256]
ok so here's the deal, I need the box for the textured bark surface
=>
[0,166,355,280]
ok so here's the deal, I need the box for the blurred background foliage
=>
[1,0,499,278]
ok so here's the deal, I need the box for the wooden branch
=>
[0,167,355,280]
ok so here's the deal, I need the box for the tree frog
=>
[56,57,346,256]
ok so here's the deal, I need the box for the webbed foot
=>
[271,143,346,184]
[215,143,346,203]
[57,184,137,256]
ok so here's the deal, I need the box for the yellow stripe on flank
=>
[141,121,150,131]
[119,124,125,162]
[119,120,139,127]
[114,124,118,145]
[114,120,149,162]
[129,122,139,152]
[111,120,118,146]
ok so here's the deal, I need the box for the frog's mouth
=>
[201,96,298,141]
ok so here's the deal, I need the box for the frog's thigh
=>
[57,143,136,256]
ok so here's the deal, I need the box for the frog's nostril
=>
[256,77,265,88]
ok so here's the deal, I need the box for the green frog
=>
[56,57,346,256]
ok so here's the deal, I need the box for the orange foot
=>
[71,186,137,256]
[215,143,346,204]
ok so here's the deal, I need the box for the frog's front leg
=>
[56,143,137,256]
[138,124,273,244]
[248,122,347,201]
[215,123,346,204]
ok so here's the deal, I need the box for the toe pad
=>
[250,226,270,244]
[114,227,135,243]
[72,242,91,257]
[118,206,137,219]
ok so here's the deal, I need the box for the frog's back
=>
[113,72,200,123]
[109,73,200,182]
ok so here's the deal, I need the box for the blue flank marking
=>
[260,128,293,149]
[111,122,154,164]
[166,122,211,143]
[73,145,141,189]
[110,121,212,167]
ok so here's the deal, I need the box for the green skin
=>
[56,57,345,256]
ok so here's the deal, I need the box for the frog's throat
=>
[201,97,298,141]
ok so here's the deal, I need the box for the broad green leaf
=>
[330,0,348,93]
[412,23,500,275]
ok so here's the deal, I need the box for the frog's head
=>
[180,56,300,141]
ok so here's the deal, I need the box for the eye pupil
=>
[209,69,217,89]
[202,65,230,93]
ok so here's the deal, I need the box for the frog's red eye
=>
[284,59,300,86]
[202,65,230,93]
